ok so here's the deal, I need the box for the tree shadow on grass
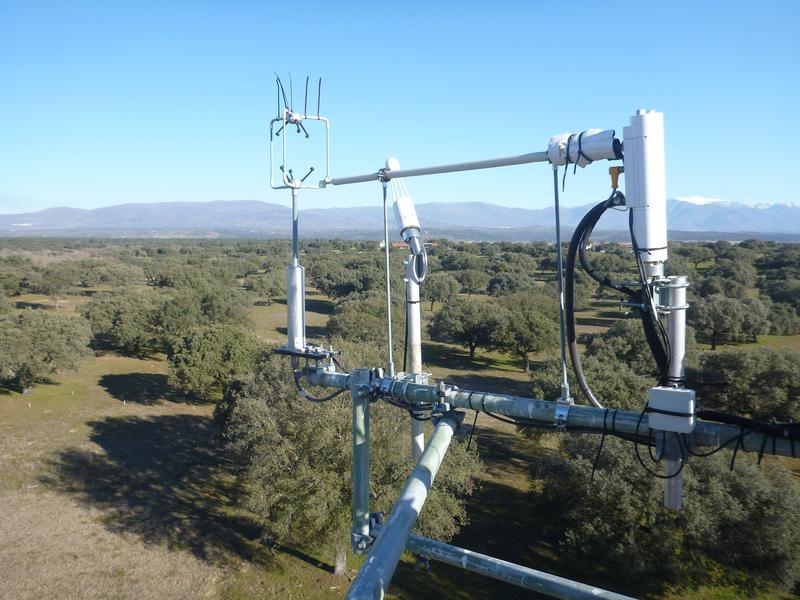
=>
[14,300,49,310]
[275,325,328,339]
[575,316,617,328]
[422,342,491,371]
[391,426,632,599]
[391,444,553,599]
[41,414,331,572]
[305,298,335,316]
[98,372,206,406]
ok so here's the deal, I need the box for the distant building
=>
[378,241,439,250]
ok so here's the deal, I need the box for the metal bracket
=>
[378,377,394,397]
[431,408,465,429]
[275,345,337,361]
[351,531,373,554]
[554,402,571,428]
[351,512,385,554]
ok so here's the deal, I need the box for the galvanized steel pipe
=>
[302,368,800,458]
[350,369,372,553]
[406,535,635,600]
[329,151,550,187]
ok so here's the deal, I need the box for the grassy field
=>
[2,289,799,599]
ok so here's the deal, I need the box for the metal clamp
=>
[351,530,373,554]
[431,408,465,428]
[554,402,571,428]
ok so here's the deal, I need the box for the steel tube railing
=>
[406,535,634,600]
[303,368,800,458]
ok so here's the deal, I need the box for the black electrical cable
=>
[384,397,434,420]
[591,408,620,480]
[466,410,479,451]
[565,192,637,408]
[628,209,670,382]
[293,371,348,403]
[680,410,800,467]
[482,410,521,426]
[633,402,685,479]
[696,410,800,438]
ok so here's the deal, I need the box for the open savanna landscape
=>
[1,237,799,600]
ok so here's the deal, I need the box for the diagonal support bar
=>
[406,535,634,600]
[345,415,459,600]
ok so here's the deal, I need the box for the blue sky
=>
[1,1,798,214]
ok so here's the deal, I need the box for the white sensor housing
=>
[547,129,620,167]
[648,386,695,433]
[393,195,421,236]
[386,157,423,255]
[624,110,668,277]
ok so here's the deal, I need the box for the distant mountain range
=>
[0,198,798,241]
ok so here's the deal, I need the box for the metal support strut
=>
[303,368,800,459]
[405,255,425,460]
[345,414,461,600]
[350,369,372,553]
[661,275,690,510]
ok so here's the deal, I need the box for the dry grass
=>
[0,353,349,600]
[248,291,333,345]
[0,247,103,265]
[13,292,94,315]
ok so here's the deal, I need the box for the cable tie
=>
[758,432,768,465]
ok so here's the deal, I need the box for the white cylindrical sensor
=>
[286,264,305,351]
[393,195,421,236]
[623,110,668,277]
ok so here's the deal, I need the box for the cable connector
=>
[609,166,624,190]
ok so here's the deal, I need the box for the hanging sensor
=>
[624,110,668,278]
[269,75,333,358]
[547,129,622,167]
[386,158,425,265]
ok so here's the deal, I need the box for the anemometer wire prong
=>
[304,76,309,115]
[317,78,321,117]
[276,75,289,110]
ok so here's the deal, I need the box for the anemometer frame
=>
[268,108,331,191]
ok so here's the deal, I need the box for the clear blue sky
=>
[1,1,798,214]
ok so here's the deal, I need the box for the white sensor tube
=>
[623,110,668,278]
